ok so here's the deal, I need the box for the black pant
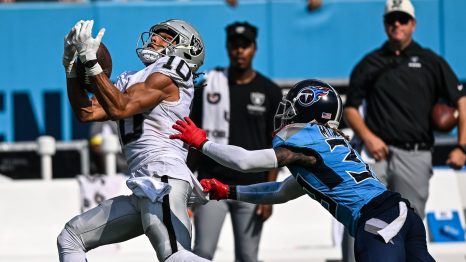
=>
[355,204,435,261]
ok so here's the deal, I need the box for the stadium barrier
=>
[0,137,90,179]
[0,134,123,180]
[0,168,465,261]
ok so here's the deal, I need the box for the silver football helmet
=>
[136,19,205,73]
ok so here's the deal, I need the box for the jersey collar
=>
[380,40,421,57]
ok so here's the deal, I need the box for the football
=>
[76,42,112,93]
[432,103,458,132]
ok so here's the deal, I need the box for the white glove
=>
[72,20,106,76]
[63,20,83,78]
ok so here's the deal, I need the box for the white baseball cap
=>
[384,0,415,19]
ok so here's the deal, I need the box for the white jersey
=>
[114,56,194,177]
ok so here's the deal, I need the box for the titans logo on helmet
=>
[296,86,330,107]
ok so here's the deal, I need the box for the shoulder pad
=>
[213,66,226,72]
[275,123,307,141]
[115,70,138,91]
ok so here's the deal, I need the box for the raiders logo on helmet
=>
[190,36,204,56]
[207,93,221,104]
[391,0,402,8]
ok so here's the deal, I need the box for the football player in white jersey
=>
[59,19,209,262]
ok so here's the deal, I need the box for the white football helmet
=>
[136,19,205,73]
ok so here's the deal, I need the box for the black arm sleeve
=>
[435,55,466,104]
[345,59,370,109]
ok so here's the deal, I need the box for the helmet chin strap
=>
[137,48,164,66]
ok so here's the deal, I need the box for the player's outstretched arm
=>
[71,20,175,120]
[171,117,319,171]
[447,96,466,169]
[67,82,109,122]
[91,72,175,120]
[201,176,305,204]
[274,147,318,169]
[64,20,108,122]
[171,117,278,172]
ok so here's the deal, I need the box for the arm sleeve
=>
[236,176,305,204]
[201,141,278,172]
[345,61,369,109]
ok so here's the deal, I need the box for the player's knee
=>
[165,250,210,262]
[193,245,214,260]
[57,223,86,253]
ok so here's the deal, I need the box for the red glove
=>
[170,117,208,149]
[200,178,230,200]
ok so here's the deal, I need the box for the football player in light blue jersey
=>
[170,79,434,261]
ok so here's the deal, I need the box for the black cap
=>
[226,22,258,44]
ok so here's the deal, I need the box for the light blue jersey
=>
[272,123,387,236]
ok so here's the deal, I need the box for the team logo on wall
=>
[190,36,204,56]
[207,92,221,104]
[297,86,329,107]
[250,92,265,106]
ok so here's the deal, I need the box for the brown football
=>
[432,103,458,132]
[76,42,112,93]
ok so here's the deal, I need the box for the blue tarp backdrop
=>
[0,0,465,142]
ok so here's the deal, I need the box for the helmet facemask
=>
[136,20,205,72]
[273,97,298,133]
[136,28,179,66]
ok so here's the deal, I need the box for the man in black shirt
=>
[188,22,282,262]
[344,0,466,261]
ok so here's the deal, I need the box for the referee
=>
[343,0,466,261]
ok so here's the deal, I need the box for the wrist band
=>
[228,185,237,200]
[64,60,77,78]
[198,139,209,150]
[455,144,466,154]
[83,59,98,68]
[84,63,103,76]
[66,71,77,79]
